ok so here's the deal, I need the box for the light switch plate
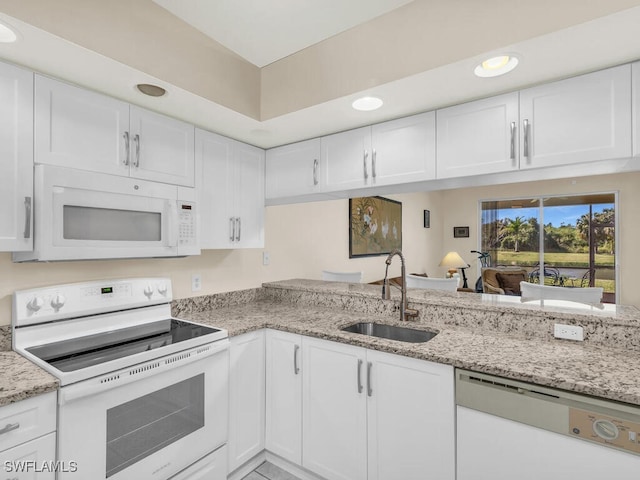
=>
[263,251,270,266]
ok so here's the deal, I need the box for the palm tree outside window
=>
[480,193,616,303]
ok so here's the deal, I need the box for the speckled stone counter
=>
[0,352,58,407]
[176,279,640,406]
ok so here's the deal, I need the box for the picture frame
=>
[423,210,430,228]
[453,226,470,238]
[349,196,402,258]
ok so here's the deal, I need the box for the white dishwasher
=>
[456,369,640,479]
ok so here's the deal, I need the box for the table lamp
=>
[439,251,470,288]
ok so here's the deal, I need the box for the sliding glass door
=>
[480,193,616,303]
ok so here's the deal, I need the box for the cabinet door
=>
[631,62,640,157]
[129,106,195,186]
[228,331,265,473]
[0,61,33,251]
[195,129,234,249]
[366,350,455,480]
[302,337,367,480]
[0,432,57,479]
[265,138,322,199]
[321,127,372,191]
[520,64,632,169]
[371,112,436,185]
[233,142,265,249]
[436,92,519,179]
[265,330,302,465]
[34,75,130,176]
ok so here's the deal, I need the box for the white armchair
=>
[321,270,363,283]
[405,275,458,292]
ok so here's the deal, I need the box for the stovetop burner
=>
[26,319,221,372]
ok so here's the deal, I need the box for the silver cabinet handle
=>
[523,119,530,159]
[510,122,516,161]
[133,134,140,167]
[367,361,373,397]
[236,217,241,242]
[123,131,130,166]
[23,197,31,239]
[229,217,235,242]
[313,159,318,186]
[0,422,19,435]
[363,150,369,181]
[372,149,377,179]
[357,359,363,393]
[294,344,300,375]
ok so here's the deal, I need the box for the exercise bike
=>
[470,250,491,293]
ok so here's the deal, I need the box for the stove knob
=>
[144,284,154,298]
[27,296,44,312]
[157,282,168,296]
[50,294,66,311]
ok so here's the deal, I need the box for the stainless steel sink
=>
[341,322,437,343]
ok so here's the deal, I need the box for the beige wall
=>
[0,191,443,325]
[2,172,637,326]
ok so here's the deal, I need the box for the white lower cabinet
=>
[265,330,303,465]
[228,331,265,473]
[298,336,455,480]
[0,432,57,479]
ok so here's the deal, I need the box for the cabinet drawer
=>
[0,431,57,479]
[168,446,226,480]
[0,392,56,452]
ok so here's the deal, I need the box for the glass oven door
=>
[57,343,228,480]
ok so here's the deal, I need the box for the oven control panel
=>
[13,278,173,326]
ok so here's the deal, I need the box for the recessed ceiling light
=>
[0,21,18,43]
[474,55,519,78]
[352,96,383,111]
[136,83,166,97]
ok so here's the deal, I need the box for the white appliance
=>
[12,278,228,480]
[12,165,199,262]
[456,369,640,479]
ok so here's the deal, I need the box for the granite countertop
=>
[3,278,640,408]
[176,279,640,407]
[0,351,58,407]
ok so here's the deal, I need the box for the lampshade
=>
[439,251,467,269]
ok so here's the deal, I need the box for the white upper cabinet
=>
[519,64,632,169]
[436,92,519,179]
[370,112,436,185]
[35,75,195,186]
[129,106,195,186]
[35,75,131,176]
[196,129,265,249]
[0,61,33,252]
[322,127,373,191]
[630,62,640,157]
[266,138,322,199]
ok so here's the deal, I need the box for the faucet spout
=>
[383,249,419,321]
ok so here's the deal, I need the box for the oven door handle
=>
[58,339,229,405]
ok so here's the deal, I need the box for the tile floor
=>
[241,461,302,480]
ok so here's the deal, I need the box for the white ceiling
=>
[152,0,415,67]
[1,2,640,149]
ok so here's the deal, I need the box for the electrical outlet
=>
[263,251,270,266]
[191,274,202,292]
[554,323,584,341]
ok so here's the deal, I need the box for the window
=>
[480,193,616,303]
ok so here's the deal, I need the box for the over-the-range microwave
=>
[13,165,199,262]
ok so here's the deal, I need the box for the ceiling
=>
[151,0,415,67]
[1,0,640,149]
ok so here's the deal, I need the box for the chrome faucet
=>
[382,249,419,321]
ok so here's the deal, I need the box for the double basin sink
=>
[341,322,437,343]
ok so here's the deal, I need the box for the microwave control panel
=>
[177,201,198,254]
